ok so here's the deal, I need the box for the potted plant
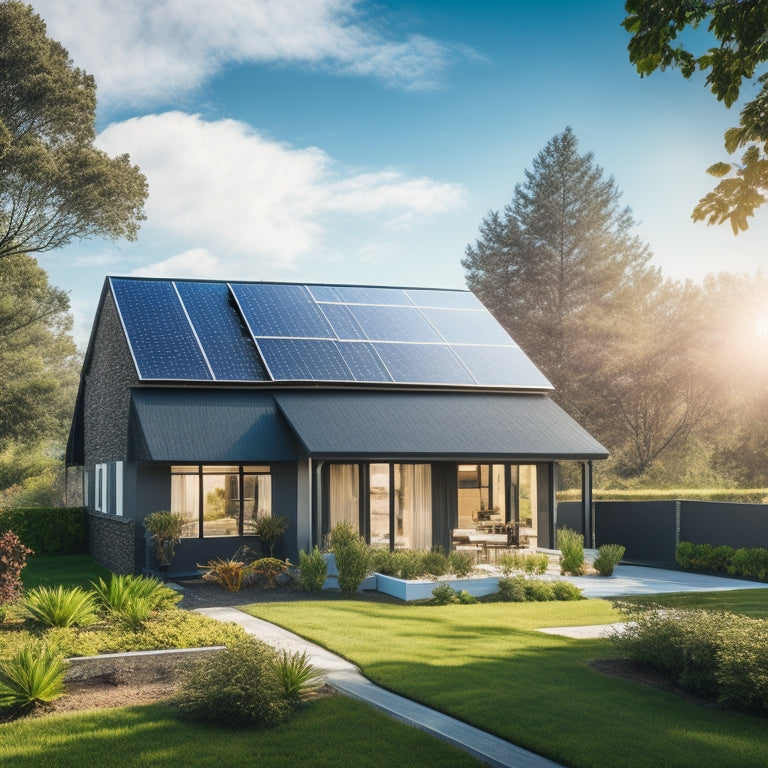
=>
[143,510,184,574]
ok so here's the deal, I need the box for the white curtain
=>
[330,464,359,530]
[412,464,432,550]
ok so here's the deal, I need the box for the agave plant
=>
[0,645,66,715]
[24,585,99,628]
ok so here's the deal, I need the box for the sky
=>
[26,0,768,347]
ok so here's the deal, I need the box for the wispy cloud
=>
[96,112,465,270]
[32,0,466,105]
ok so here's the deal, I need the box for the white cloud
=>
[31,0,464,104]
[96,112,465,270]
[129,248,224,279]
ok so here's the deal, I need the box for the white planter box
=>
[374,573,500,601]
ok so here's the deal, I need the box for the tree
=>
[463,127,659,417]
[0,252,79,504]
[0,1,147,258]
[623,0,768,233]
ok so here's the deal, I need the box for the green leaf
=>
[707,162,732,177]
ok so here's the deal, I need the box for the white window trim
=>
[95,463,107,513]
[115,461,123,516]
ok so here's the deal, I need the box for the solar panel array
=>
[109,278,552,389]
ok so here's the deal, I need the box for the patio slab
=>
[558,564,768,598]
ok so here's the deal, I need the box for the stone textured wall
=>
[83,290,138,467]
[88,511,136,574]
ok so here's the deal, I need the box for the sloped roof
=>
[106,277,552,391]
[275,390,608,460]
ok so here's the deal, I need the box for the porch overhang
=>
[274,390,608,461]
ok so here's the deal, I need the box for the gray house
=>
[66,277,607,576]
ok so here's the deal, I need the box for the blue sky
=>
[28,0,768,346]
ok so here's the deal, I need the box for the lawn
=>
[0,696,484,768]
[22,554,111,589]
[245,593,768,768]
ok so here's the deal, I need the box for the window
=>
[171,465,272,538]
[93,461,123,515]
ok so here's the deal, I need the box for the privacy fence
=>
[587,500,768,567]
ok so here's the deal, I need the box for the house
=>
[66,277,608,576]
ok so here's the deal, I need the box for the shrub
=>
[557,526,584,575]
[368,548,396,575]
[24,585,99,628]
[551,580,584,600]
[456,589,477,604]
[715,617,768,715]
[593,544,625,576]
[498,551,549,577]
[269,649,320,703]
[298,547,328,591]
[496,577,527,602]
[0,531,32,605]
[448,550,475,578]
[676,541,736,573]
[0,507,86,555]
[611,607,727,699]
[432,584,459,604]
[250,558,289,588]
[728,547,768,581]
[252,514,290,557]
[523,580,556,601]
[391,549,425,580]
[0,645,66,717]
[421,550,449,578]
[174,638,292,728]
[328,522,370,594]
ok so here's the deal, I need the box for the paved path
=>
[197,606,564,768]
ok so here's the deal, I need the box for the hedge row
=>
[0,507,87,555]
[676,541,768,581]
[593,489,768,503]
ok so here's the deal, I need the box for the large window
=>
[171,465,271,538]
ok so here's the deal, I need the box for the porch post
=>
[582,461,593,548]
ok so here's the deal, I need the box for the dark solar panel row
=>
[110,277,551,389]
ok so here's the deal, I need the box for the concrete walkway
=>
[197,606,564,768]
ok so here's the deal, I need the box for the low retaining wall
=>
[65,646,225,681]
[375,573,500,601]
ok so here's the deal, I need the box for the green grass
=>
[22,555,110,590]
[0,697,483,768]
[618,588,768,617]
[244,596,768,768]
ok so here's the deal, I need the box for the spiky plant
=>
[91,573,181,613]
[269,649,320,703]
[0,645,66,716]
[24,585,99,628]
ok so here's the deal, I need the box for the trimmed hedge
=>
[676,541,768,582]
[0,507,86,555]
[559,488,768,502]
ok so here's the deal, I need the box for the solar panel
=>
[374,343,474,385]
[349,305,443,343]
[109,277,551,390]
[110,278,212,381]
[256,338,354,381]
[332,286,411,305]
[319,303,367,340]
[231,283,334,338]
[419,307,515,345]
[404,288,484,310]
[174,281,268,381]
[452,345,551,388]
[337,342,392,382]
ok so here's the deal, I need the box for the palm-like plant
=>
[91,574,181,613]
[24,585,99,628]
[0,645,66,715]
[269,649,321,702]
